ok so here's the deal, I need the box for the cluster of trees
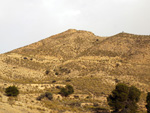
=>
[107,83,150,113]
[4,84,150,113]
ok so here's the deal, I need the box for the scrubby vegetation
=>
[146,92,150,113]
[107,83,141,113]
[45,92,53,100]
[45,70,50,75]
[37,92,53,101]
[5,86,19,96]
[36,94,45,101]
[59,85,74,97]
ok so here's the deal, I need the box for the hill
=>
[0,29,150,112]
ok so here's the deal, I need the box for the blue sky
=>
[0,0,150,53]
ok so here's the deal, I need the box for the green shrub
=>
[128,86,141,102]
[5,86,19,96]
[107,83,141,113]
[45,92,53,100]
[146,92,150,113]
[59,85,74,97]
[36,92,53,101]
[36,94,45,101]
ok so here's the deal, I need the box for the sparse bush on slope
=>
[5,86,19,96]
[59,85,74,97]
[45,92,53,100]
[36,92,53,101]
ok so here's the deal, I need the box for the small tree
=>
[5,86,19,96]
[123,86,141,113]
[128,86,141,102]
[59,85,74,97]
[107,83,141,113]
[146,92,150,113]
[107,83,129,112]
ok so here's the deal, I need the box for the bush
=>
[146,92,150,113]
[24,57,27,60]
[36,94,45,101]
[59,85,74,97]
[52,80,56,83]
[5,86,19,96]
[128,86,141,102]
[45,92,53,100]
[55,72,59,75]
[36,92,53,101]
[107,83,129,112]
[107,83,141,113]
[65,79,71,82]
[45,70,50,75]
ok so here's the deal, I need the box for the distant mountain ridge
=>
[11,29,102,60]
[11,29,150,64]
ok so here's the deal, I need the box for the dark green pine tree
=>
[146,92,150,113]
[107,83,141,113]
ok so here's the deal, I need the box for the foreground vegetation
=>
[107,83,141,113]
[146,92,150,113]
[4,83,150,113]
[5,86,19,96]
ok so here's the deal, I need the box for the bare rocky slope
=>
[0,29,150,113]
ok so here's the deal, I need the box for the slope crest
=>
[11,29,104,60]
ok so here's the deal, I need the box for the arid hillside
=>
[0,29,150,113]
[12,29,105,60]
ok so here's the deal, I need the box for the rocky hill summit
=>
[0,29,150,112]
[12,29,103,60]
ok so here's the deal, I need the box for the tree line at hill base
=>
[4,84,150,113]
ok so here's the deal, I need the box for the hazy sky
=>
[0,0,150,53]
